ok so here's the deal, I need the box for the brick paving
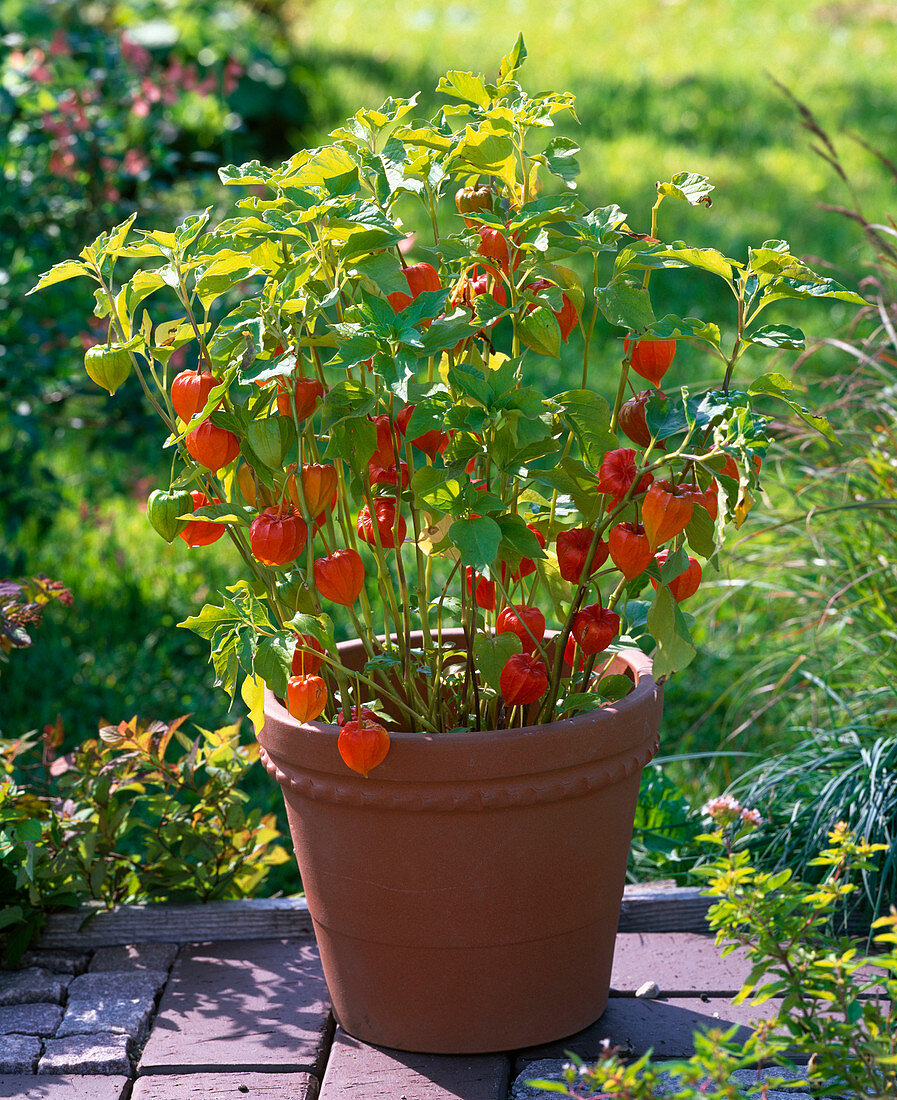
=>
[0,934,863,1097]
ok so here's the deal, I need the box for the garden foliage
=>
[0,715,288,962]
[531,817,896,1099]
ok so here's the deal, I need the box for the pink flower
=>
[223,58,242,95]
[120,34,151,72]
[702,794,743,825]
[131,97,151,119]
[122,148,149,176]
[49,30,70,57]
[141,78,162,103]
[48,150,76,178]
[702,794,762,829]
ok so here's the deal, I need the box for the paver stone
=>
[0,1002,63,1036]
[610,933,754,996]
[514,995,780,1066]
[511,1060,692,1099]
[40,1033,134,1075]
[131,1071,320,1098]
[319,1027,509,1099]
[0,1075,130,1099]
[59,972,166,1042]
[0,968,69,1006]
[90,944,178,974]
[21,950,91,975]
[138,937,331,1075]
[0,1034,41,1073]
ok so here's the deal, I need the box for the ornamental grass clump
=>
[31,37,863,775]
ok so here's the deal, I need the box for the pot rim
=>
[259,633,662,787]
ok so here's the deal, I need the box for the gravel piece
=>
[0,969,69,1006]
[40,1033,134,1076]
[635,980,660,999]
[0,1002,63,1036]
[89,944,178,974]
[0,1034,42,1073]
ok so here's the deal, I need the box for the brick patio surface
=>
[0,932,864,1098]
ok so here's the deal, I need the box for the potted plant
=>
[31,37,861,1053]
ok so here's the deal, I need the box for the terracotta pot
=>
[257,631,662,1054]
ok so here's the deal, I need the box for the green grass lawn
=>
[295,0,897,301]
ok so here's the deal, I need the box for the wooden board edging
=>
[38,884,715,949]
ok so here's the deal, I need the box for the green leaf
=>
[178,604,241,642]
[254,633,295,697]
[645,390,750,441]
[363,653,403,676]
[596,274,655,331]
[395,289,450,329]
[761,275,866,307]
[646,586,696,680]
[105,212,140,254]
[654,245,740,283]
[507,194,582,234]
[27,259,93,294]
[196,260,258,311]
[351,253,409,297]
[555,390,617,467]
[517,306,561,358]
[420,309,477,354]
[247,417,296,469]
[321,381,378,429]
[324,417,377,474]
[411,467,466,516]
[748,373,836,441]
[287,613,334,648]
[556,693,607,715]
[659,545,690,584]
[595,674,634,701]
[530,458,600,519]
[745,324,805,349]
[496,513,547,560]
[448,516,502,571]
[448,363,491,407]
[575,205,628,250]
[473,632,522,691]
[174,208,212,252]
[540,136,580,189]
[644,314,722,350]
[685,505,717,559]
[656,172,714,207]
[497,34,527,83]
[437,70,492,109]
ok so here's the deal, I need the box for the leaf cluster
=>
[0,715,288,963]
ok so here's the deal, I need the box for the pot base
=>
[319,917,614,1054]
